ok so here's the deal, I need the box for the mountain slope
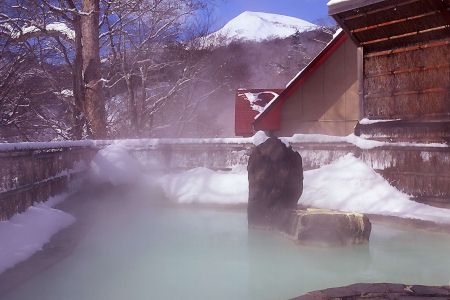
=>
[205,11,317,46]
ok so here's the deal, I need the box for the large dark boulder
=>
[247,137,303,228]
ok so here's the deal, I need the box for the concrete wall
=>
[277,38,359,136]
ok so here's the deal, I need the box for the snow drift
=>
[89,144,142,185]
[158,167,248,204]
[0,197,75,274]
[302,154,450,223]
[157,154,450,224]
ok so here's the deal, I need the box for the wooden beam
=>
[351,11,439,33]
[342,0,420,21]
[365,64,450,78]
[364,87,448,99]
[365,39,450,57]
[360,25,449,46]
[427,0,450,35]
[428,0,450,23]
[332,13,362,46]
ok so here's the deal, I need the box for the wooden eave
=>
[329,0,450,52]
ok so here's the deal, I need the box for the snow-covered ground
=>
[0,194,74,274]
[157,154,450,224]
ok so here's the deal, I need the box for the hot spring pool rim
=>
[291,283,450,299]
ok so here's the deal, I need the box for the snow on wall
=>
[359,118,401,125]
[0,131,447,153]
[360,150,397,171]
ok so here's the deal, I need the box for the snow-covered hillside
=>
[204,11,317,46]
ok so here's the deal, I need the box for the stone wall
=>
[0,146,96,220]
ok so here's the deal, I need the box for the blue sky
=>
[211,0,332,30]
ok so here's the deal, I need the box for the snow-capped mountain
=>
[205,11,317,46]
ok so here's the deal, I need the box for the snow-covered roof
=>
[241,90,279,113]
[235,88,283,136]
[328,0,386,14]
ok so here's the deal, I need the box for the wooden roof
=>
[329,0,450,52]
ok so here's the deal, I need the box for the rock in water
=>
[247,137,303,227]
[280,209,372,246]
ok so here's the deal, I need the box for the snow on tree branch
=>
[4,22,75,41]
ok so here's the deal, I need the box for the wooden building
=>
[254,30,359,136]
[235,30,360,137]
[329,0,450,143]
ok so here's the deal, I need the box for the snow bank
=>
[158,167,248,204]
[0,200,75,274]
[302,154,450,223]
[89,144,142,185]
[157,154,450,224]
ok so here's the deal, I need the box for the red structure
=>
[234,89,283,136]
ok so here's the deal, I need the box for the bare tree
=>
[82,0,106,137]
[1,0,107,139]
[101,0,213,137]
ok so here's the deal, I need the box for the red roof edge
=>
[254,30,348,129]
